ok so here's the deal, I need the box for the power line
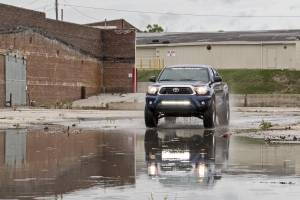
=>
[62,0,99,21]
[66,4,99,20]
[20,0,52,14]
[44,6,54,13]
[62,3,300,18]
[21,0,41,8]
[33,4,52,11]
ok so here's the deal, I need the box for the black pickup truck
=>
[144,64,230,128]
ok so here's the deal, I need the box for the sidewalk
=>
[72,93,146,110]
[0,108,143,129]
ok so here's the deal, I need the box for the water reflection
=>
[1,126,300,199]
[144,128,230,186]
[0,128,135,199]
[228,136,297,175]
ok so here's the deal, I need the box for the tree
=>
[145,24,164,33]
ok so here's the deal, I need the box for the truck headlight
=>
[147,86,159,95]
[194,86,208,95]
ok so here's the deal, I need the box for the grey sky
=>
[2,0,300,31]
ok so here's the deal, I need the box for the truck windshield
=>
[158,67,210,82]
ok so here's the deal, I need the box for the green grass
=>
[138,69,161,83]
[138,69,300,94]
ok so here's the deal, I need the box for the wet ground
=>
[0,108,300,199]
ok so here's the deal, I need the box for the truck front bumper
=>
[146,94,212,116]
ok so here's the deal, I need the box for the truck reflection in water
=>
[144,128,230,186]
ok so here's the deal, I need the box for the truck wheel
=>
[218,97,230,126]
[165,117,176,124]
[144,106,158,128]
[203,98,216,128]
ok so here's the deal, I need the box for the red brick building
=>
[0,4,136,106]
[86,19,141,32]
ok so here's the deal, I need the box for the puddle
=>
[0,128,135,199]
[1,127,300,199]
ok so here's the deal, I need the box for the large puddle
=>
[1,127,300,199]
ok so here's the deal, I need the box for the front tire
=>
[144,106,158,128]
[203,98,216,128]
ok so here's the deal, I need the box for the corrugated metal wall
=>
[5,54,27,106]
[136,43,297,70]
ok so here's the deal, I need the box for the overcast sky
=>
[2,0,300,32]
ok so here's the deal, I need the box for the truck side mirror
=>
[214,76,222,82]
[149,76,156,82]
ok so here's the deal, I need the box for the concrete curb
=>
[231,94,300,107]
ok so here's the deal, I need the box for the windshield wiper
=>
[159,79,175,81]
[179,79,197,81]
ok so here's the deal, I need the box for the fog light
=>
[149,101,152,105]
[201,101,205,105]
[197,163,206,178]
[148,164,158,176]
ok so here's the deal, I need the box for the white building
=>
[136,30,300,70]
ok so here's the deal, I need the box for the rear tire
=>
[218,97,230,126]
[203,98,216,128]
[144,106,158,128]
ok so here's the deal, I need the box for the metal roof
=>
[137,30,300,45]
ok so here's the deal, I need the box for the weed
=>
[259,120,272,130]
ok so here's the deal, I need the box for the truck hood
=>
[153,81,208,87]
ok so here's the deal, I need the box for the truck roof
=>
[165,64,212,69]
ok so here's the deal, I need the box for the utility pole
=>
[61,9,64,21]
[55,0,58,20]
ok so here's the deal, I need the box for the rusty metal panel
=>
[5,55,27,106]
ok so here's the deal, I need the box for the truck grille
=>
[159,87,194,95]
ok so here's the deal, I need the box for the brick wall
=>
[103,62,132,92]
[102,29,135,59]
[41,19,103,58]
[0,3,102,58]
[0,30,103,105]
[102,29,136,92]
[0,4,136,103]
[0,55,4,106]
[0,4,45,28]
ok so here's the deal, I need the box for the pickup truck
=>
[144,64,230,128]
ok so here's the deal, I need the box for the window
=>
[158,67,210,82]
